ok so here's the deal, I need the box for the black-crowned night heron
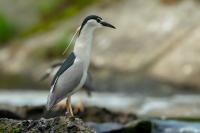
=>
[46,15,116,116]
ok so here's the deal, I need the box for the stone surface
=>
[0,116,95,133]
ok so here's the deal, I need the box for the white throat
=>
[73,27,95,63]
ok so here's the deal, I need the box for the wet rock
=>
[0,116,95,133]
[108,120,153,133]
[79,107,137,124]
[86,122,123,133]
[0,109,22,120]
[109,119,200,133]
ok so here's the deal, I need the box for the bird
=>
[40,62,94,96]
[46,15,116,116]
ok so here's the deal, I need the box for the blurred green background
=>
[1,0,200,93]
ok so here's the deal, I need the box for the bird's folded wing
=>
[51,52,76,86]
[47,61,84,110]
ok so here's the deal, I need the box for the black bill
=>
[100,21,116,29]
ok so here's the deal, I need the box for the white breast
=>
[70,25,95,94]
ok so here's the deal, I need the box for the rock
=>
[0,116,95,133]
[0,104,136,124]
[0,109,22,120]
[86,122,123,133]
[112,119,200,133]
[109,120,152,133]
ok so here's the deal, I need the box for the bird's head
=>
[78,15,116,36]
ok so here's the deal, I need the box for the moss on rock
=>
[0,116,95,133]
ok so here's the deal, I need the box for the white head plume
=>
[62,26,81,55]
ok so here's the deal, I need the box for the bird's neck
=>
[73,29,94,63]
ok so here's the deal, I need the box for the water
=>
[152,119,200,133]
[1,89,200,118]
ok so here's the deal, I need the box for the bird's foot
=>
[65,111,74,118]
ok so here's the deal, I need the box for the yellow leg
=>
[66,96,74,117]
[75,101,84,112]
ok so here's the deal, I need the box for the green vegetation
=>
[0,12,16,44]
[0,0,97,44]
[21,0,97,36]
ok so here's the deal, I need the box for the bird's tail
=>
[43,96,54,118]
[46,95,53,111]
[46,89,56,111]
[47,93,58,111]
[46,77,59,111]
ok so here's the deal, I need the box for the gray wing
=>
[47,61,84,110]
[51,52,76,86]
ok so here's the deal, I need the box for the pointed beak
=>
[100,21,116,29]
